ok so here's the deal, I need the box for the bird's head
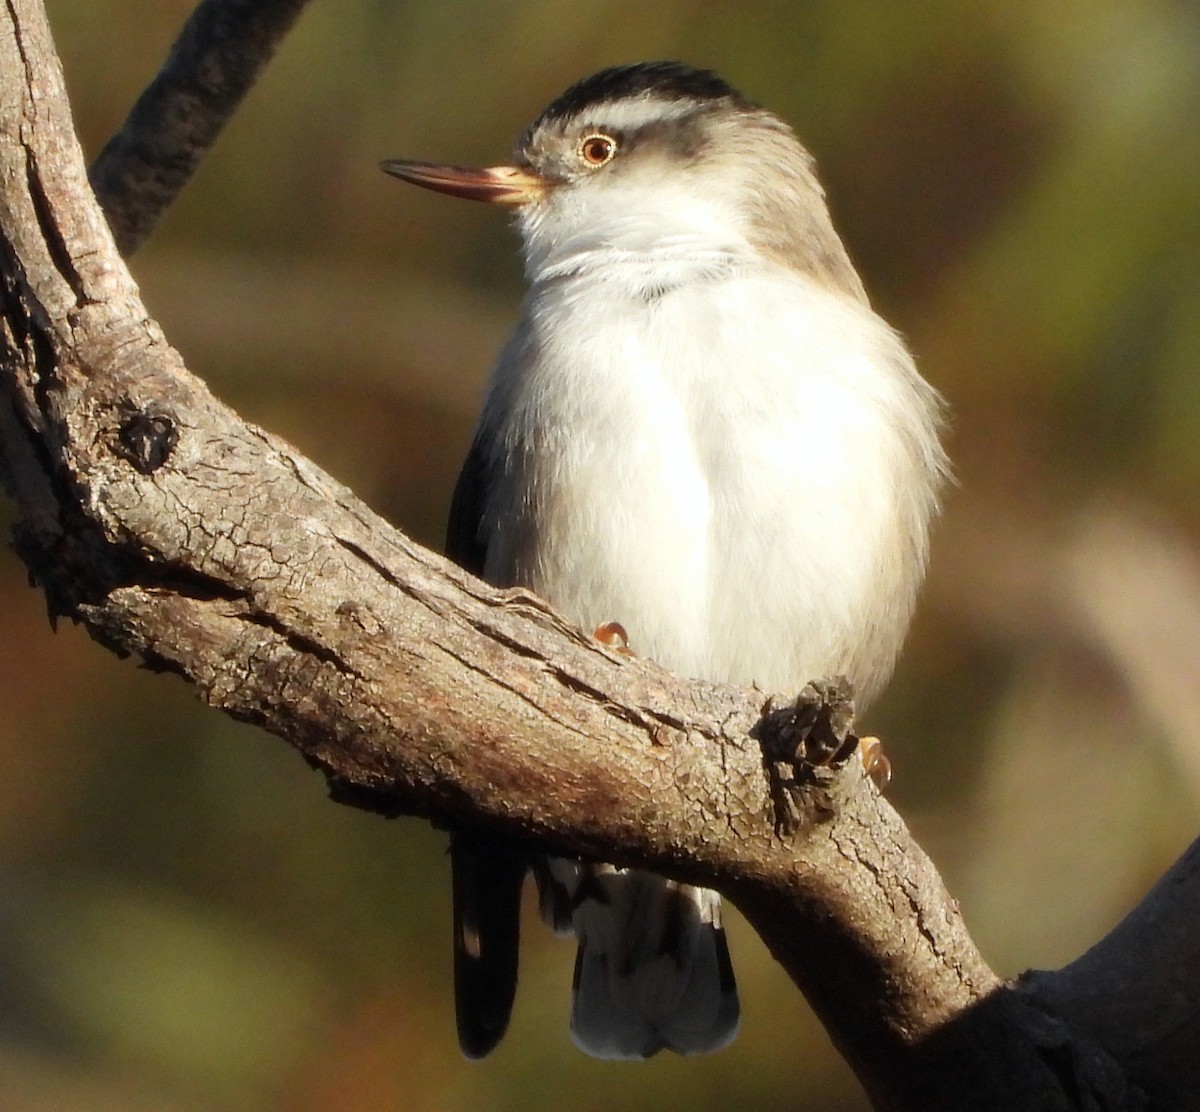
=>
[382,61,865,298]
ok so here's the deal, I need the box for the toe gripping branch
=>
[753,677,862,836]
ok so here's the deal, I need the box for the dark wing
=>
[451,832,528,1058]
[445,432,529,1057]
[445,432,491,578]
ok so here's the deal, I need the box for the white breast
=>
[478,249,945,704]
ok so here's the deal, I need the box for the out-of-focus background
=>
[2,1,1199,1109]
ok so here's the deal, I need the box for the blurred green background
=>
[3,1,1199,1109]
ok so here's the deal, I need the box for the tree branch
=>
[1,2,1196,1108]
[87,0,312,255]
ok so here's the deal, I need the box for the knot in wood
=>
[754,677,858,834]
[115,408,178,474]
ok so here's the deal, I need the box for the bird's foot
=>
[593,621,634,655]
[857,735,891,790]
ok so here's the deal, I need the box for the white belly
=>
[479,264,944,704]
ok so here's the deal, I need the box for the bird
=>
[381,61,948,1062]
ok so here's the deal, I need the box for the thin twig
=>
[88,0,312,255]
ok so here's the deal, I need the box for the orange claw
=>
[593,621,633,655]
[858,735,892,790]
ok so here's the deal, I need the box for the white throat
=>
[515,178,758,292]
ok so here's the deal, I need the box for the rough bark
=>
[0,1,1196,1108]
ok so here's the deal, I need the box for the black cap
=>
[534,62,751,130]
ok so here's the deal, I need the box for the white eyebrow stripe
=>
[562,96,703,134]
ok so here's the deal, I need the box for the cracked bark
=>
[0,1,1197,1109]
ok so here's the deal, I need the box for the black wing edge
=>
[445,432,490,578]
[451,833,529,1058]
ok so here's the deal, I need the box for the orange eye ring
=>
[578,133,617,167]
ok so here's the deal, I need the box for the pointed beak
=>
[380,159,549,205]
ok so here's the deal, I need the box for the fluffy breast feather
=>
[478,254,946,702]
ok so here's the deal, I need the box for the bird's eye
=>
[578,133,617,167]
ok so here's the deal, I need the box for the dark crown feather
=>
[534,62,752,129]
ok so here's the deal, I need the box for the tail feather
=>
[451,834,528,1059]
[559,866,740,1059]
